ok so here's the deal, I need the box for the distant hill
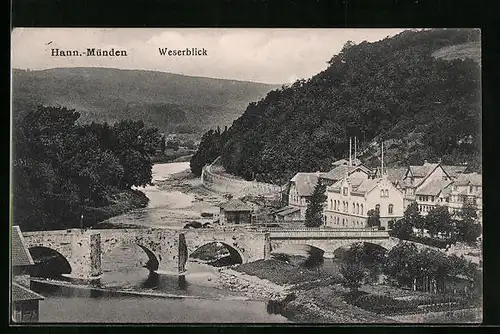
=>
[191,29,481,184]
[12,67,279,134]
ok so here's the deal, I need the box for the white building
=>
[324,174,404,229]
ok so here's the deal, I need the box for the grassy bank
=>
[234,260,394,323]
[84,189,149,228]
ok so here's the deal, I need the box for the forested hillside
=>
[12,106,161,231]
[191,29,481,184]
[12,67,278,134]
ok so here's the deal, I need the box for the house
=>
[218,199,253,225]
[447,173,482,222]
[415,179,453,215]
[400,161,452,209]
[287,172,322,219]
[11,226,44,323]
[324,174,404,229]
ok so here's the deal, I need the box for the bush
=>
[407,234,453,249]
[350,294,419,315]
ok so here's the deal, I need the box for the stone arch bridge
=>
[22,227,403,280]
[268,228,400,258]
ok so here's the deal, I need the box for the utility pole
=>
[349,137,352,167]
[80,214,84,232]
[381,141,384,177]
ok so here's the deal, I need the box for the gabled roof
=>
[416,180,453,196]
[454,173,482,186]
[352,178,380,194]
[442,165,468,178]
[384,167,407,184]
[11,282,44,302]
[290,172,321,197]
[11,226,34,267]
[410,163,440,178]
[219,199,253,211]
[322,165,371,182]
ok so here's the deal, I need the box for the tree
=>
[455,200,481,243]
[425,205,453,238]
[367,208,381,227]
[389,218,413,240]
[384,242,420,288]
[305,180,327,227]
[340,262,365,293]
[404,202,424,234]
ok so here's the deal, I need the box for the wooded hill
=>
[191,29,481,184]
[12,67,278,135]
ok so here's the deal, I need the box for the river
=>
[33,162,289,323]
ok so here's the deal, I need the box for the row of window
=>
[418,195,434,202]
[329,201,395,215]
[329,199,364,215]
[326,215,365,227]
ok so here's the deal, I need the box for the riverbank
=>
[232,260,394,323]
[231,259,481,323]
[86,189,149,227]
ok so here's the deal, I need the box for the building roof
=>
[332,159,350,166]
[275,207,301,217]
[351,178,380,194]
[219,199,253,211]
[442,165,468,178]
[11,226,34,267]
[322,165,371,182]
[11,282,44,302]
[416,180,453,196]
[382,167,407,184]
[290,172,321,197]
[454,173,482,186]
[410,163,440,178]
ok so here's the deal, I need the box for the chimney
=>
[424,159,428,165]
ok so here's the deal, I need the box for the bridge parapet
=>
[268,228,389,239]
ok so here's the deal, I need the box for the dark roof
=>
[416,180,453,196]
[219,199,253,211]
[290,173,321,197]
[11,282,44,302]
[11,226,34,267]
[442,165,468,178]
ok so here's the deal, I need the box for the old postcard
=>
[10,28,482,324]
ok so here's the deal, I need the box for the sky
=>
[11,28,405,84]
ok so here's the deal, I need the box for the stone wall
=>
[201,163,282,198]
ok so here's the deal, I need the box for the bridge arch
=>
[271,243,326,256]
[28,246,72,277]
[331,241,391,260]
[188,241,246,266]
[101,242,160,272]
